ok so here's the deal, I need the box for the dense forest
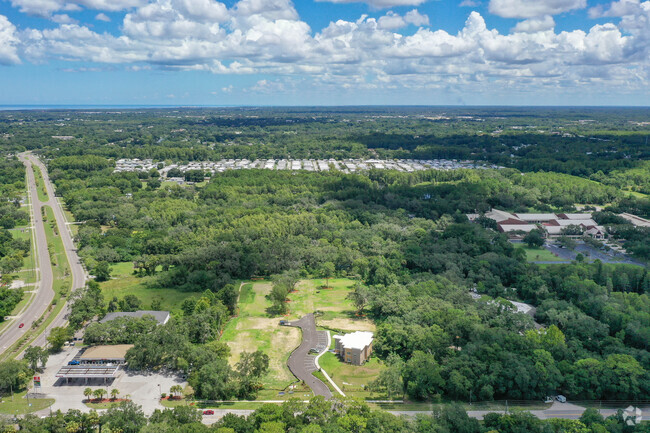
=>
[48,153,650,403]
[1,108,649,408]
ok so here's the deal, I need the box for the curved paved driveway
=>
[286,314,332,398]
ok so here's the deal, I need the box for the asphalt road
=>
[0,154,56,355]
[201,402,649,422]
[0,153,86,357]
[286,314,333,398]
[24,154,86,352]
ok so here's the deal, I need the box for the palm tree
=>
[83,388,93,402]
[170,385,184,399]
[110,389,119,400]
[92,389,105,402]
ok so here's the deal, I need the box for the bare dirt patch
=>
[319,317,376,332]
[270,327,300,382]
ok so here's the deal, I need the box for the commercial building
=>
[55,345,133,384]
[56,365,120,383]
[100,310,170,325]
[79,344,134,364]
[473,209,606,239]
[333,331,373,366]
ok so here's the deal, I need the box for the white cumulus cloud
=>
[4,0,650,98]
[0,15,20,65]
[589,0,644,18]
[512,15,555,33]
[489,0,586,18]
[315,0,428,8]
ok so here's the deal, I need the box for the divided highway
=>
[0,153,86,357]
[26,154,86,351]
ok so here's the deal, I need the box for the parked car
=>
[202,410,214,415]
[18,323,24,328]
[68,360,80,365]
[556,395,567,403]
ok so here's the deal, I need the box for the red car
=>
[18,323,24,328]
[202,410,214,416]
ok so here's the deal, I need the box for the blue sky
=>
[0,0,649,106]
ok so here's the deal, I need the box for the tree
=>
[94,261,112,282]
[0,360,30,392]
[403,351,445,400]
[84,388,93,401]
[170,384,184,399]
[93,388,106,401]
[346,283,370,315]
[24,346,44,371]
[102,401,147,433]
[369,353,403,399]
[523,229,545,248]
[47,326,71,352]
[236,350,270,399]
[318,262,336,288]
[119,294,142,312]
[189,359,237,400]
[111,388,120,400]
[268,284,289,316]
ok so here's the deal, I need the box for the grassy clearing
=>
[0,391,54,415]
[98,262,197,313]
[514,244,566,262]
[221,278,377,399]
[221,282,302,392]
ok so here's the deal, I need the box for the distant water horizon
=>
[0,104,649,111]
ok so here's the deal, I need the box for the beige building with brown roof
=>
[333,331,373,365]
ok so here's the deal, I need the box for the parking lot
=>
[545,241,646,266]
[33,347,187,415]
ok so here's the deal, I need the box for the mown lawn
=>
[318,351,385,398]
[98,262,197,313]
[0,391,54,415]
[514,244,565,262]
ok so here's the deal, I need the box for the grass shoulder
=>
[0,391,54,415]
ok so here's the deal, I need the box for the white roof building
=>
[515,213,557,222]
[498,224,538,233]
[558,213,594,220]
[485,209,518,222]
[333,331,373,351]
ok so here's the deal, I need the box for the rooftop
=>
[100,310,170,325]
[515,213,557,221]
[80,344,134,360]
[56,365,120,379]
[334,331,373,351]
